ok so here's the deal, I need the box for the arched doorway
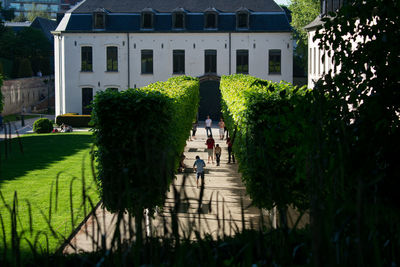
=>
[198,75,221,122]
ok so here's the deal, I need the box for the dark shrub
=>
[33,118,53,133]
[56,114,91,127]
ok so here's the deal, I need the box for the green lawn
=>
[0,132,99,258]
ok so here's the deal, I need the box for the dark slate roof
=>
[55,0,291,33]
[73,0,283,13]
[62,12,291,32]
[304,16,329,31]
[31,17,58,43]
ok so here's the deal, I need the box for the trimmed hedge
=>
[0,74,3,113]
[220,74,309,214]
[91,76,199,213]
[33,118,53,133]
[56,114,91,127]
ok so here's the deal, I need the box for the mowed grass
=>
[0,132,99,257]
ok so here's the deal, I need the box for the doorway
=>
[198,77,221,122]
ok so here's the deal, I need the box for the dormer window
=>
[93,10,106,29]
[204,8,218,29]
[141,9,155,29]
[236,8,250,29]
[172,8,186,29]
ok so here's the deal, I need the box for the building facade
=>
[305,0,345,88]
[53,0,293,117]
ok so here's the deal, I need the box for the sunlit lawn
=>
[0,132,99,257]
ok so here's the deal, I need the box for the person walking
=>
[226,137,235,163]
[215,144,222,166]
[193,155,206,188]
[218,118,225,140]
[206,135,215,164]
[192,121,198,139]
[205,115,212,137]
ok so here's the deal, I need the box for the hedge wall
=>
[91,76,199,213]
[0,74,3,113]
[220,74,309,214]
[56,114,91,127]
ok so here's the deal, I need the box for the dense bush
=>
[91,76,199,214]
[56,114,91,127]
[33,118,53,133]
[17,58,33,78]
[220,74,309,224]
[0,74,3,113]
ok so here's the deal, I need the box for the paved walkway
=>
[63,123,271,253]
[0,114,55,139]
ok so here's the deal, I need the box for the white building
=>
[53,0,293,119]
[305,0,344,88]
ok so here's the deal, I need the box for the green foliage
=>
[17,58,33,78]
[33,118,53,133]
[0,27,51,78]
[56,114,91,127]
[92,76,199,213]
[289,0,320,73]
[0,6,15,21]
[27,5,51,22]
[0,73,3,113]
[12,12,28,22]
[303,0,400,265]
[220,74,309,215]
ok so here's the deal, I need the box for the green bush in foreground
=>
[220,74,309,224]
[33,117,53,133]
[91,76,199,214]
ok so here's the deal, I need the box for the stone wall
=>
[1,76,55,115]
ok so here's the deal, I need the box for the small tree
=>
[27,4,51,21]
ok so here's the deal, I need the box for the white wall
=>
[55,32,292,116]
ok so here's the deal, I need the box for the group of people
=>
[191,115,235,188]
[53,123,73,133]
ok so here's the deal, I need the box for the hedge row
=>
[56,114,91,127]
[91,76,199,213]
[220,74,309,216]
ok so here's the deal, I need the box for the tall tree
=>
[289,0,320,75]
[27,4,51,21]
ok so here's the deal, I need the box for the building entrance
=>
[198,77,221,122]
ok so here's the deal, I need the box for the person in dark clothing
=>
[226,137,235,163]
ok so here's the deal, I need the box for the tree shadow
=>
[0,133,93,185]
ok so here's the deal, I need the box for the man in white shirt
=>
[205,115,212,137]
[193,155,206,188]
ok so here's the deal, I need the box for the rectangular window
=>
[141,50,153,74]
[236,50,248,74]
[205,13,217,28]
[173,50,185,74]
[269,49,281,74]
[142,13,153,29]
[94,13,105,29]
[205,50,217,74]
[313,47,316,75]
[81,46,92,72]
[173,13,184,29]
[309,47,312,75]
[82,88,93,115]
[237,13,249,29]
[106,46,118,71]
